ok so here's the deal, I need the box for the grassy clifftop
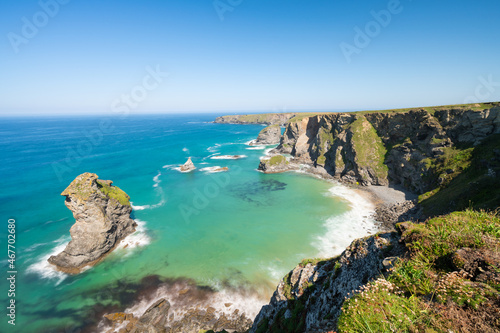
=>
[338,210,500,332]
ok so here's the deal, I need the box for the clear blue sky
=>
[1,0,499,115]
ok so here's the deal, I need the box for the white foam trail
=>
[316,184,377,257]
[245,140,257,145]
[210,155,247,160]
[264,148,274,156]
[152,171,161,188]
[246,146,266,150]
[207,143,221,152]
[182,147,190,153]
[26,236,70,285]
[131,199,166,211]
[117,220,151,254]
[200,166,228,173]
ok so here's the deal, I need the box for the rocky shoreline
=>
[93,103,499,332]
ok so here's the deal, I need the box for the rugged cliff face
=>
[273,105,500,194]
[48,172,136,273]
[252,125,282,145]
[250,232,403,332]
[251,210,500,333]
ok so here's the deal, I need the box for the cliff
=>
[248,102,500,216]
[252,125,282,145]
[251,210,500,332]
[48,172,137,274]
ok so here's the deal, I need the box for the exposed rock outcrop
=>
[258,155,293,173]
[271,105,500,193]
[251,125,282,145]
[48,173,136,274]
[250,231,404,332]
[103,298,253,333]
[180,157,196,172]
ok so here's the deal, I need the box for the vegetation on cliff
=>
[419,134,500,216]
[338,210,500,332]
[349,116,388,183]
[96,179,131,206]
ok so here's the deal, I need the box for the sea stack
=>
[251,124,282,145]
[180,157,196,172]
[48,173,137,274]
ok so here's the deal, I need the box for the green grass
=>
[338,279,446,332]
[218,102,500,125]
[268,155,288,166]
[420,134,500,215]
[96,180,131,206]
[260,124,280,133]
[338,210,500,333]
[350,116,388,181]
[400,210,500,264]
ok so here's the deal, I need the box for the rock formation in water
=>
[48,173,136,274]
[180,157,196,172]
[103,296,253,333]
[258,154,293,173]
[251,125,282,145]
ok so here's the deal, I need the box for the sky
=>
[1,0,499,116]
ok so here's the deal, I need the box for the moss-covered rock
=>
[258,155,291,173]
[48,173,136,274]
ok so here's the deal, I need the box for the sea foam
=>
[26,236,70,285]
[316,184,377,257]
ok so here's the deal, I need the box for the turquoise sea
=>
[0,114,376,332]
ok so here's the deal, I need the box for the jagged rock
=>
[250,232,404,332]
[374,199,422,230]
[104,299,253,333]
[180,157,196,172]
[251,125,282,145]
[48,173,136,274]
[258,155,292,173]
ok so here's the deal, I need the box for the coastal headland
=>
[100,102,499,332]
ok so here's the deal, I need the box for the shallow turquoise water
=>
[0,114,375,332]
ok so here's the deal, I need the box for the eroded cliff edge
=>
[48,172,137,274]
[242,103,500,217]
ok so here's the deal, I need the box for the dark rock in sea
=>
[103,298,253,333]
[251,125,282,145]
[180,157,196,172]
[48,172,136,274]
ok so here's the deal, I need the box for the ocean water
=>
[0,114,376,332]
